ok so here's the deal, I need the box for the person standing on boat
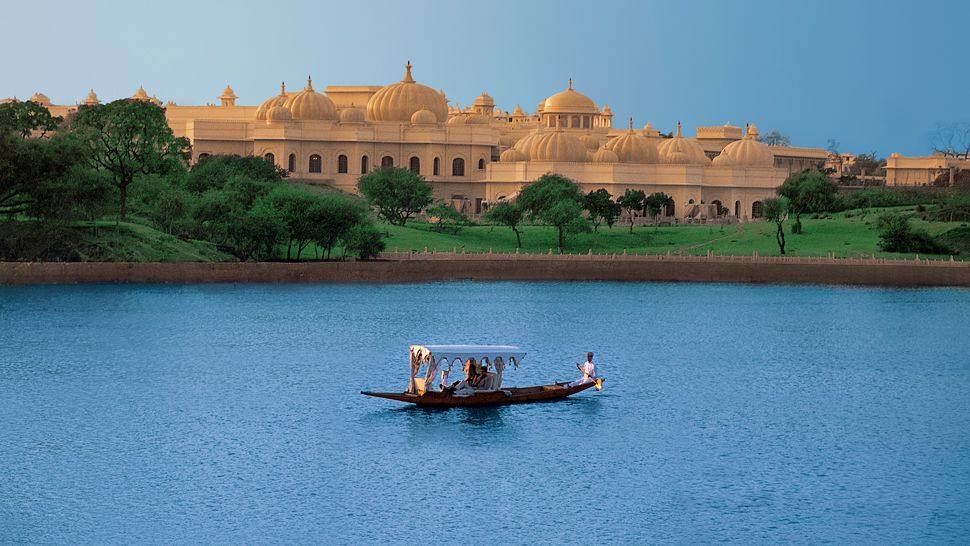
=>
[569,352,599,387]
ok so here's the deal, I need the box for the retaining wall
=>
[1,255,968,287]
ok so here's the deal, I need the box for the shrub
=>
[342,223,386,260]
[877,214,955,254]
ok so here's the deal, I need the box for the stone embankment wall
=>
[1,253,968,287]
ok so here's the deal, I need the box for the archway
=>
[751,201,764,219]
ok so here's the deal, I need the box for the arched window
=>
[665,197,675,217]
[477,158,485,170]
[264,152,275,164]
[571,115,580,128]
[409,156,420,174]
[452,157,465,177]
[433,157,440,176]
[688,198,695,205]
[309,154,322,173]
[381,155,394,169]
[734,200,741,218]
[337,154,348,174]
[752,201,764,219]
[711,200,723,215]
[361,155,369,174]
[288,153,296,173]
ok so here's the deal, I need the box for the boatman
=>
[570,352,599,387]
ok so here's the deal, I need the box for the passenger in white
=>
[569,352,599,387]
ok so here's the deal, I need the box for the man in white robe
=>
[569,352,599,387]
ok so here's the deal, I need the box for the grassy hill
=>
[0,220,236,262]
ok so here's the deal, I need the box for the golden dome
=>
[83,89,99,106]
[284,77,336,121]
[473,91,494,107]
[524,129,588,162]
[500,148,528,162]
[266,105,292,122]
[658,122,710,165]
[29,92,51,106]
[132,86,150,101]
[366,61,448,123]
[602,119,659,164]
[712,124,774,167]
[512,104,526,117]
[411,108,438,125]
[339,106,365,124]
[447,113,489,125]
[543,79,598,114]
[512,130,543,155]
[592,148,619,163]
[581,135,601,151]
[255,82,290,120]
[219,85,237,101]
[498,134,516,147]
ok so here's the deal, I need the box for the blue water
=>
[1,282,969,543]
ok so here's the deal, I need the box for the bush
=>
[877,214,955,254]
[342,223,386,260]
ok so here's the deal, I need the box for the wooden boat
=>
[362,381,599,407]
[362,344,604,407]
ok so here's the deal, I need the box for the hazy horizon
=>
[2,0,965,156]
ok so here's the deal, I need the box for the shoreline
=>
[2,254,969,287]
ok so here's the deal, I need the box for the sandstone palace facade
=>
[15,62,834,220]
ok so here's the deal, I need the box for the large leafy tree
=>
[0,100,61,138]
[185,154,286,193]
[484,201,524,248]
[583,189,620,232]
[778,170,839,234]
[517,173,583,218]
[542,200,589,252]
[312,193,368,259]
[617,189,646,233]
[763,197,789,254]
[0,132,110,220]
[71,100,190,221]
[357,167,433,226]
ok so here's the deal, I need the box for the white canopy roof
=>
[411,344,526,365]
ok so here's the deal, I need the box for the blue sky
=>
[2,0,965,156]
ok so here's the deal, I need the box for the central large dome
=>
[366,62,448,123]
[542,80,598,114]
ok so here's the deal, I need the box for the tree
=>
[763,197,789,254]
[264,185,321,260]
[540,199,589,252]
[777,170,839,234]
[583,189,620,232]
[484,201,524,248]
[312,194,368,259]
[877,213,953,254]
[644,192,670,220]
[184,154,285,193]
[0,100,61,138]
[761,130,791,147]
[516,173,583,218]
[341,223,386,260]
[848,153,884,177]
[71,99,190,221]
[357,167,433,226]
[0,132,110,220]
[929,121,970,159]
[617,189,645,233]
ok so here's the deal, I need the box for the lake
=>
[1,282,969,543]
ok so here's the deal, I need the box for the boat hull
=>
[361,381,599,407]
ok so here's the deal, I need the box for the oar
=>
[576,363,605,391]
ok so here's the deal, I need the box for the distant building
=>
[885,153,970,187]
[11,62,831,220]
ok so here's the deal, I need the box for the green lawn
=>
[378,206,969,260]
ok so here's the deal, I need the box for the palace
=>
[13,62,832,221]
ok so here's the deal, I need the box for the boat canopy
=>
[407,344,526,394]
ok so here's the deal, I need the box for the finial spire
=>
[676,121,682,137]
[281,82,286,94]
[306,75,313,90]
[568,78,573,90]
[628,117,634,132]
[403,60,414,83]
